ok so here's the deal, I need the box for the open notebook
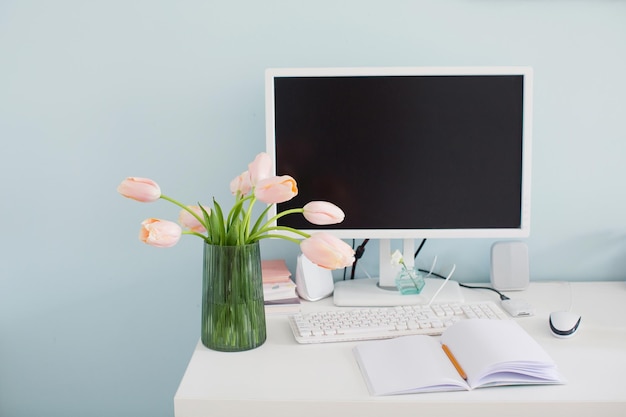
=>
[353,319,565,396]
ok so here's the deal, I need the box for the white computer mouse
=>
[549,311,581,338]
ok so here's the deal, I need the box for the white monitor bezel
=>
[264,66,533,241]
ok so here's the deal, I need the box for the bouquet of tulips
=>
[117,152,355,270]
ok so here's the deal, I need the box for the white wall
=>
[1,1,625,416]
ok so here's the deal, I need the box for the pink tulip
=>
[300,232,355,270]
[303,201,345,225]
[139,218,182,248]
[117,177,161,203]
[248,152,273,185]
[229,171,252,196]
[178,206,210,233]
[255,175,298,204]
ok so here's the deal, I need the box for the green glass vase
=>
[201,242,266,352]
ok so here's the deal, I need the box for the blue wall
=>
[1,1,625,416]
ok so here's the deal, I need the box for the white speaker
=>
[295,253,335,301]
[490,241,530,291]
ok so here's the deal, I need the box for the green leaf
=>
[226,220,241,245]
[212,199,226,245]
[249,204,272,236]
[196,204,212,244]
[228,201,244,230]
[227,197,245,226]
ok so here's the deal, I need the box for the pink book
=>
[261,259,292,284]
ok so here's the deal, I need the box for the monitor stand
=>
[333,277,463,306]
[333,238,464,307]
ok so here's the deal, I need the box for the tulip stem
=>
[160,194,208,232]
[254,208,304,237]
[248,203,273,238]
[247,225,310,242]
[183,230,208,240]
[253,233,302,245]
[242,195,257,243]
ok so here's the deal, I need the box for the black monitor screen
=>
[270,73,527,235]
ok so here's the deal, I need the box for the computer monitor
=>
[265,66,532,305]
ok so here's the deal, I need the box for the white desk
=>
[174,281,626,417]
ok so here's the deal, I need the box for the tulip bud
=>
[117,177,161,203]
[178,206,210,233]
[303,201,345,225]
[300,232,355,270]
[248,152,273,186]
[229,171,252,196]
[139,218,182,248]
[255,175,298,204]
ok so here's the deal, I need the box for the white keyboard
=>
[288,301,509,344]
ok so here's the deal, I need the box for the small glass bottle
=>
[395,268,425,295]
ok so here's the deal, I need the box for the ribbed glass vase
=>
[201,242,266,352]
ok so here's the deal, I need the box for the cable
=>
[427,264,456,307]
[423,256,438,278]
[460,283,510,301]
[414,238,427,259]
[417,268,510,300]
[349,239,369,280]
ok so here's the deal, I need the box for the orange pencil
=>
[442,344,467,381]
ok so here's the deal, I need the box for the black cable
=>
[460,283,510,300]
[417,268,510,300]
[414,238,427,259]
[349,238,369,280]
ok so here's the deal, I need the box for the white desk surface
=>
[174,281,626,417]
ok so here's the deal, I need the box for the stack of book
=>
[261,259,301,315]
